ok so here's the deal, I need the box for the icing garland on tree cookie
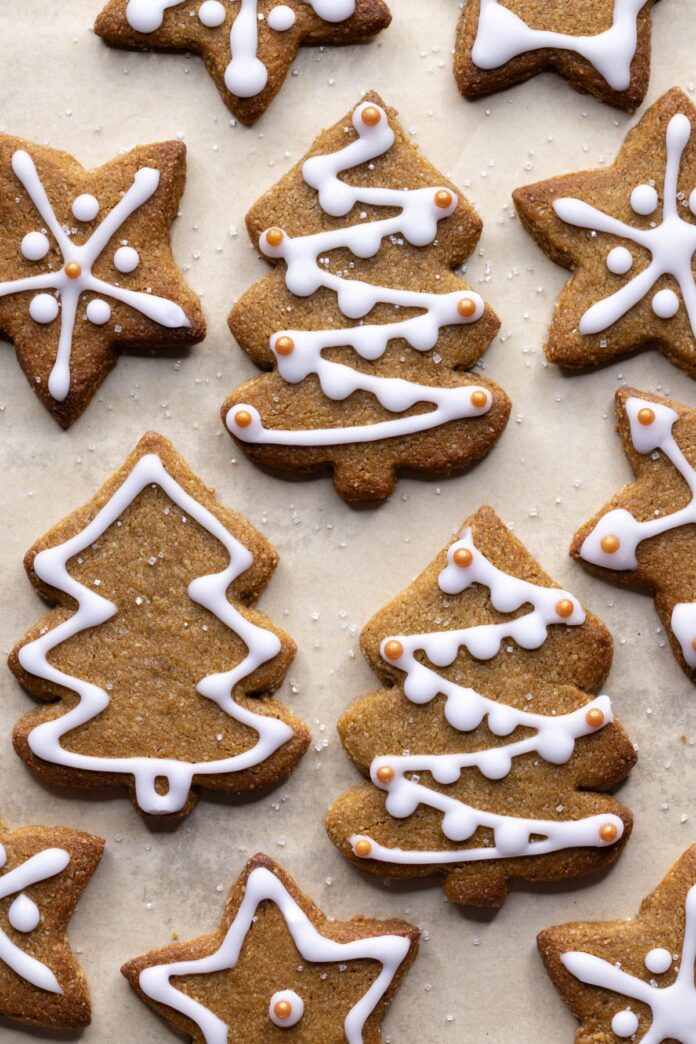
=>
[471,0,646,93]
[348,529,624,868]
[579,395,696,671]
[132,863,414,1043]
[0,149,193,404]
[227,101,491,448]
[15,451,297,817]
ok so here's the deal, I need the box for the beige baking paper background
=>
[0,1,695,1041]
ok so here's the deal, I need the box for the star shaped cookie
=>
[539,845,696,1043]
[0,822,103,1031]
[122,853,419,1042]
[0,136,205,427]
[94,0,392,126]
[455,0,661,110]
[514,88,696,376]
[571,387,696,684]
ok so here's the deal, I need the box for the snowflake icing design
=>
[554,113,696,338]
[562,883,696,1042]
[0,150,190,402]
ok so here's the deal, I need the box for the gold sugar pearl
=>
[376,765,395,784]
[457,297,477,319]
[435,189,453,209]
[600,534,620,554]
[234,410,253,429]
[555,598,574,619]
[274,1001,292,1020]
[275,336,295,357]
[265,227,284,248]
[453,547,473,569]
[585,708,605,729]
[354,839,373,858]
[65,262,82,280]
[692,637,696,652]
[638,407,656,426]
[383,639,404,661]
[599,823,618,843]
[361,105,381,126]
[470,390,488,409]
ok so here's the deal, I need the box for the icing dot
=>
[267,5,296,31]
[611,1010,639,1037]
[652,288,680,319]
[269,990,304,1028]
[114,246,140,274]
[198,0,226,27]
[644,947,672,974]
[8,894,41,934]
[30,293,59,324]
[0,845,6,869]
[72,194,100,222]
[606,246,633,275]
[21,231,50,262]
[630,184,658,216]
[86,299,111,326]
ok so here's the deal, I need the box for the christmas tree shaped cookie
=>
[571,387,696,683]
[0,822,103,1031]
[223,94,510,501]
[514,89,696,377]
[94,1,392,126]
[9,432,310,819]
[122,853,419,1042]
[326,506,636,908]
[455,0,661,110]
[0,136,205,427]
[539,845,696,1042]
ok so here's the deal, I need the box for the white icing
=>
[579,396,696,669]
[71,194,100,223]
[471,0,646,92]
[85,299,111,326]
[21,231,49,262]
[268,5,296,31]
[553,113,696,339]
[17,453,295,816]
[126,0,355,98]
[4,150,191,402]
[29,293,59,325]
[352,529,623,867]
[0,844,71,994]
[607,246,633,275]
[138,865,412,1044]
[114,245,140,274]
[562,883,696,1042]
[227,102,490,447]
[269,989,304,1027]
[645,948,672,974]
[612,1010,639,1037]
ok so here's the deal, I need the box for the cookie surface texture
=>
[0,823,103,1031]
[94,0,392,125]
[571,387,696,683]
[539,845,696,1042]
[514,88,696,376]
[122,852,419,1042]
[326,505,636,907]
[9,431,310,819]
[0,136,205,426]
[223,93,510,501]
[456,0,659,110]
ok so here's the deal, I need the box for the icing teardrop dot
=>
[8,893,41,934]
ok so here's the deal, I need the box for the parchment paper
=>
[0,1,694,1040]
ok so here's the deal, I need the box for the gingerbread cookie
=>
[94,1,392,126]
[9,432,310,819]
[539,845,696,1042]
[223,94,510,502]
[122,853,419,1042]
[0,822,103,1031]
[0,136,205,427]
[514,88,696,377]
[455,0,660,110]
[326,506,636,908]
[571,387,696,684]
